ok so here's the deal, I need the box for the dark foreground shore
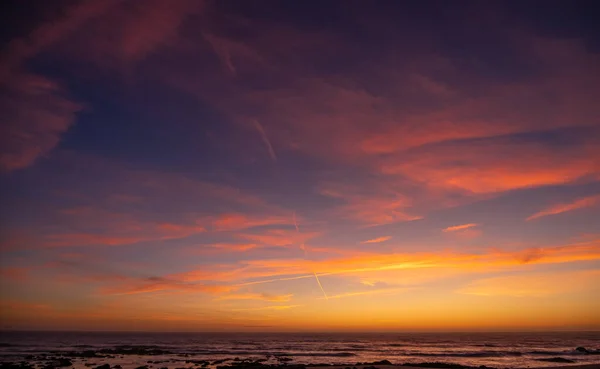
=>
[1,354,599,369]
[1,344,598,369]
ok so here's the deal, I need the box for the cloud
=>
[167,239,600,286]
[458,269,600,297]
[361,236,392,244]
[443,223,478,232]
[102,276,235,296]
[0,267,30,281]
[0,73,82,171]
[527,194,600,221]
[238,229,319,247]
[0,1,119,82]
[231,304,302,312]
[210,213,290,231]
[317,181,422,226]
[318,287,411,300]
[216,293,293,302]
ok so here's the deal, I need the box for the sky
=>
[0,0,599,332]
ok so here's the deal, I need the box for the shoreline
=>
[3,359,600,369]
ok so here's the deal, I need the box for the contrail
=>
[293,211,328,300]
[253,119,277,162]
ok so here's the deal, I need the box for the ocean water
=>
[0,332,599,369]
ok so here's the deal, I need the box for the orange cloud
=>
[231,304,302,312]
[210,213,290,231]
[443,223,478,232]
[361,236,392,244]
[318,287,411,300]
[458,269,600,297]
[238,229,319,247]
[168,239,600,286]
[378,138,598,195]
[216,293,293,302]
[103,277,236,296]
[0,267,30,281]
[44,220,206,247]
[317,182,422,226]
[527,194,600,221]
[208,243,259,252]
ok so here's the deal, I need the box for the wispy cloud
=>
[0,73,82,171]
[361,236,392,244]
[231,304,302,312]
[318,287,411,300]
[527,195,600,221]
[216,293,293,302]
[458,269,600,297]
[443,223,478,232]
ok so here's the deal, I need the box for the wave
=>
[184,350,357,357]
[404,351,523,358]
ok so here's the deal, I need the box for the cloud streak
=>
[527,195,600,221]
[443,223,478,233]
[362,236,392,244]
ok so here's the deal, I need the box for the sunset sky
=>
[1,0,599,332]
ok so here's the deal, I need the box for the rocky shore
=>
[1,346,599,369]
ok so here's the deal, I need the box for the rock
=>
[135,366,149,369]
[99,346,171,356]
[113,366,122,369]
[53,359,72,367]
[372,361,392,366]
[536,358,575,363]
[95,365,110,369]
[575,347,589,354]
[0,363,35,369]
[400,363,471,369]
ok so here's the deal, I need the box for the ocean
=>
[1,331,599,369]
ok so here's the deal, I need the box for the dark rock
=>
[99,346,171,356]
[371,361,392,366]
[575,347,589,354]
[135,366,149,369]
[0,363,35,369]
[536,358,575,363]
[159,367,168,369]
[53,359,72,367]
[94,364,110,369]
[113,366,122,369]
[400,363,471,369]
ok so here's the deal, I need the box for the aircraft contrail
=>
[253,119,277,162]
[293,211,328,300]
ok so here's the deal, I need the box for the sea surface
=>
[1,331,599,369]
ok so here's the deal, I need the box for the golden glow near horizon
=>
[1,1,600,332]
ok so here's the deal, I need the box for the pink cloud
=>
[527,195,600,221]
[361,236,392,244]
[0,73,82,171]
[443,223,478,232]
